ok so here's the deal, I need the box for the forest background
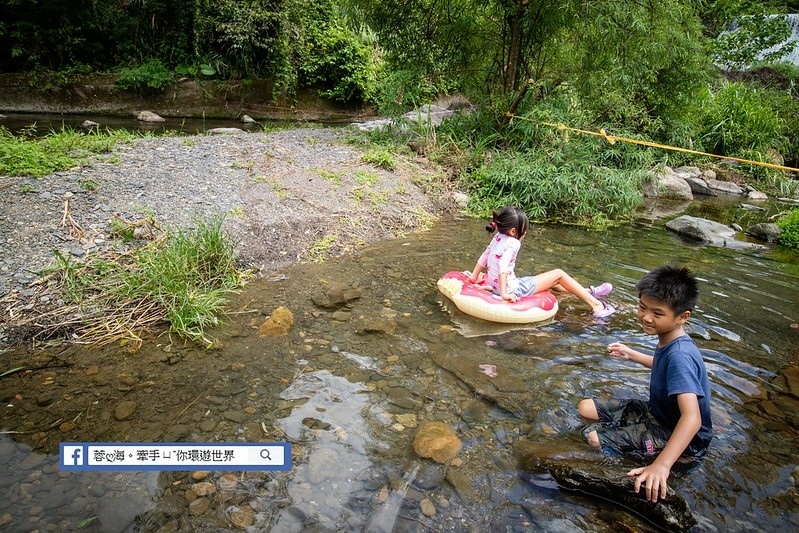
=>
[2,0,799,239]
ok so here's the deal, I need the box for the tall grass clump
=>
[696,82,786,158]
[21,216,250,348]
[0,126,139,178]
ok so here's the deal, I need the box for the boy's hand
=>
[607,342,633,360]
[627,463,670,502]
[502,293,518,303]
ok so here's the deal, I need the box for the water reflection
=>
[0,209,798,531]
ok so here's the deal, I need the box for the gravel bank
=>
[0,127,454,348]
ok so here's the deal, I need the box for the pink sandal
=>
[593,301,616,318]
[589,282,613,298]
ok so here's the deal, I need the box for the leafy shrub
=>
[696,82,785,156]
[299,23,382,103]
[116,60,175,92]
[776,209,799,250]
[466,144,649,226]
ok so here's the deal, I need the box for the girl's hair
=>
[486,206,529,238]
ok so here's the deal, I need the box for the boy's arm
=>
[627,393,702,502]
[607,342,653,368]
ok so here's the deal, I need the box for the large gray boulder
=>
[666,215,767,249]
[643,168,694,200]
[745,223,781,243]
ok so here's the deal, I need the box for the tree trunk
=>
[504,0,529,93]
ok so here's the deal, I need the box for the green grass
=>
[0,126,139,178]
[361,147,396,170]
[354,170,379,187]
[42,215,250,347]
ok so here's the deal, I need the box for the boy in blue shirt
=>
[577,265,713,503]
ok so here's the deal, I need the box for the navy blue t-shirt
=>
[650,335,713,455]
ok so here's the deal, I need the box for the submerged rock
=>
[412,421,462,463]
[258,306,294,337]
[514,439,698,532]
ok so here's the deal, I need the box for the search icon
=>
[260,449,272,460]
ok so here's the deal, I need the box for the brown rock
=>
[258,306,294,337]
[188,497,210,516]
[191,481,216,496]
[114,400,137,421]
[229,506,256,528]
[413,421,462,463]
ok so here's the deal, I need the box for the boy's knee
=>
[577,399,598,420]
[584,429,600,448]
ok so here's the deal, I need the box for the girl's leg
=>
[532,269,604,313]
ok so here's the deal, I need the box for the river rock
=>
[419,498,436,517]
[137,111,165,122]
[747,190,769,200]
[745,223,781,243]
[412,421,462,463]
[207,127,245,135]
[514,439,697,532]
[229,505,256,528]
[643,168,694,200]
[666,215,766,249]
[240,115,257,124]
[114,400,137,420]
[82,120,100,128]
[258,306,294,337]
[191,481,216,496]
[311,282,361,309]
[683,176,717,196]
[706,178,744,195]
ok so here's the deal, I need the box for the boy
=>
[577,265,712,503]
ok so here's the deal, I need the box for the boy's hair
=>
[487,206,529,238]
[636,265,698,315]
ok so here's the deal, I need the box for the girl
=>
[468,206,615,318]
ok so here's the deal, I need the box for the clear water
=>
[0,111,273,136]
[1,203,798,532]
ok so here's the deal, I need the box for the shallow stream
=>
[1,200,798,532]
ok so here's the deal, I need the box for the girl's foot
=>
[589,282,613,298]
[593,301,616,318]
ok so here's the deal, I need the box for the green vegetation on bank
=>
[0,126,140,178]
[36,216,250,348]
[777,209,799,250]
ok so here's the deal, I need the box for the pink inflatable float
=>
[437,271,558,324]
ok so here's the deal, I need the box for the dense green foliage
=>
[2,0,798,226]
[0,0,380,104]
[776,208,799,249]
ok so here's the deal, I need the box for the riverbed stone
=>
[745,223,781,243]
[137,111,165,122]
[229,505,256,528]
[114,400,137,420]
[643,168,694,200]
[258,306,294,337]
[189,497,210,516]
[412,421,461,463]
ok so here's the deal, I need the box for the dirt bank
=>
[0,127,458,348]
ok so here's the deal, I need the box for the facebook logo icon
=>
[61,445,85,469]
